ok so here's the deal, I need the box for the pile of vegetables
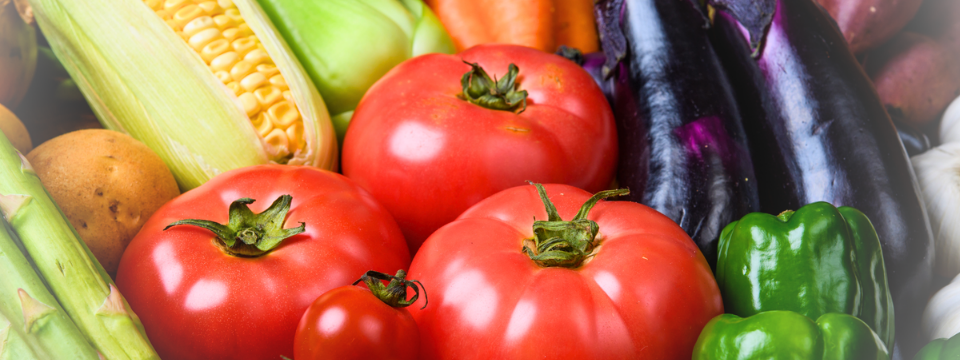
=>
[0,0,957,358]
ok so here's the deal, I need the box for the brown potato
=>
[866,32,960,126]
[27,129,179,277]
[818,0,924,54]
[0,102,31,153]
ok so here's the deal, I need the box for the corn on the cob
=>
[0,132,158,358]
[0,215,99,360]
[28,0,337,190]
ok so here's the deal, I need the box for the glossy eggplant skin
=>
[594,0,759,268]
[708,0,934,357]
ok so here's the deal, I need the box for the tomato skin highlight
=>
[407,184,723,359]
[342,44,618,254]
[115,165,411,360]
[294,285,420,360]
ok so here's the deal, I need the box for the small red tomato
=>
[295,270,426,360]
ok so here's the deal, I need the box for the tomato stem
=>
[354,270,427,309]
[163,195,305,257]
[459,60,529,114]
[522,183,629,268]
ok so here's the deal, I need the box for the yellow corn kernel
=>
[197,1,220,15]
[172,5,203,29]
[145,0,305,162]
[238,92,260,117]
[263,128,289,154]
[183,15,216,37]
[253,86,282,107]
[201,38,230,63]
[256,63,279,78]
[286,122,303,152]
[253,113,273,137]
[210,51,239,72]
[240,72,267,92]
[269,74,287,89]
[268,102,298,128]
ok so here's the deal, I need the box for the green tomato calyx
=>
[459,60,529,113]
[164,195,305,257]
[355,270,427,309]
[522,183,629,268]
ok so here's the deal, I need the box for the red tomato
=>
[294,271,423,360]
[407,184,723,359]
[115,165,411,360]
[342,44,617,253]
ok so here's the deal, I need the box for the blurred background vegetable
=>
[0,0,36,110]
[257,0,455,143]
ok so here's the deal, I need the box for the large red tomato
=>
[407,184,723,359]
[115,165,411,360]
[342,44,617,253]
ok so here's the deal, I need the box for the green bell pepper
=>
[256,0,455,143]
[693,311,889,359]
[715,202,895,348]
[914,332,960,359]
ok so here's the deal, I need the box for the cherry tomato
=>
[342,44,617,253]
[295,270,425,360]
[115,165,411,360]
[407,184,723,359]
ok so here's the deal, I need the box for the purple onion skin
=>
[594,0,758,269]
[580,52,615,105]
[708,0,934,357]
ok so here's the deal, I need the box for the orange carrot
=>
[426,0,599,53]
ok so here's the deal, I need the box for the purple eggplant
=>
[707,0,934,357]
[593,0,759,268]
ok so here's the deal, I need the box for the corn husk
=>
[29,0,337,191]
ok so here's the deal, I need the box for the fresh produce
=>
[28,0,338,190]
[115,165,411,359]
[0,114,157,358]
[915,332,960,359]
[865,32,960,127]
[897,121,932,157]
[708,0,935,355]
[342,44,617,252]
[0,206,99,359]
[715,202,894,348]
[407,183,723,359]
[26,129,180,277]
[921,273,960,347]
[294,270,425,360]
[0,0,35,110]
[911,143,960,277]
[425,0,599,53]
[816,0,924,54]
[257,0,455,142]
[0,102,31,154]
[940,96,960,144]
[693,311,889,359]
[594,0,758,268]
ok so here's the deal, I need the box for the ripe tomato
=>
[407,184,723,359]
[294,270,425,360]
[115,165,411,360]
[342,44,617,253]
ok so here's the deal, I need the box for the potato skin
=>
[27,129,179,277]
[866,32,960,126]
[0,102,31,154]
[818,0,924,54]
